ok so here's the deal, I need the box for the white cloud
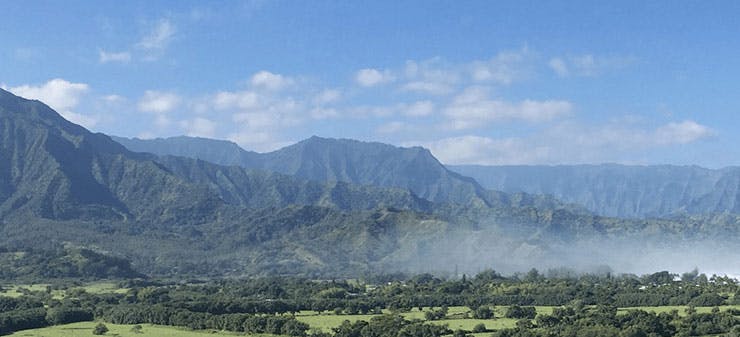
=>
[313,89,341,105]
[376,121,406,134]
[310,107,339,119]
[180,117,217,138]
[548,58,569,77]
[549,54,635,77]
[250,71,293,91]
[138,90,181,113]
[355,68,395,87]
[410,135,545,165]
[444,86,572,129]
[137,19,176,51]
[469,48,531,84]
[655,120,714,145]
[5,78,97,127]
[412,120,714,165]
[401,59,459,95]
[213,90,259,110]
[228,131,292,152]
[401,81,454,95]
[98,50,131,63]
[404,100,435,117]
[101,94,125,103]
[137,90,180,130]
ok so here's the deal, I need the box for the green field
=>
[617,305,740,315]
[7,322,259,337]
[296,306,556,332]
[295,305,740,332]
[0,282,128,299]
[6,305,739,337]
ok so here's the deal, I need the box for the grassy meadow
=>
[7,322,250,337]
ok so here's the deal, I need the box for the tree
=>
[93,323,109,335]
[472,306,493,319]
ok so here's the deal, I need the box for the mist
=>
[377,226,740,279]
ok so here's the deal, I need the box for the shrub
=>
[93,322,108,335]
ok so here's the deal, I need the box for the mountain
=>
[113,135,493,205]
[110,135,260,167]
[449,164,740,218]
[0,88,561,276]
[1,88,737,277]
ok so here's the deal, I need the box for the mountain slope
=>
[449,164,739,218]
[1,88,737,277]
[113,135,493,205]
[0,88,220,222]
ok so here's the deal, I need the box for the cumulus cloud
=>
[412,120,714,165]
[138,90,181,113]
[180,117,217,138]
[444,86,572,129]
[401,81,454,95]
[250,71,293,91]
[404,100,435,117]
[313,89,341,105]
[137,19,176,51]
[409,135,541,165]
[400,59,459,95]
[213,90,259,110]
[469,48,531,84]
[655,120,714,144]
[5,78,97,127]
[549,54,635,77]
[355,68,395,87]
[98,50,131,63]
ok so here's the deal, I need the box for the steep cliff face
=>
[114,135,492,205]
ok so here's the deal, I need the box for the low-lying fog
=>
[382,228,740,278]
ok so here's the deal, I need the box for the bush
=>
[93,322,109,335]
[505,305,537,319]
[472,306,493,319]
[472,323,487,333]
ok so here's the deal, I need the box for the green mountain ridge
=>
[0,88,737,277]
[112,135,494,206]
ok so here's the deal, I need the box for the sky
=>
[2,0,740,167]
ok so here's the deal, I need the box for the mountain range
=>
[0,87,737,277]
[450,164,740,218]
[114,135,740,219]
[112,135,494,206]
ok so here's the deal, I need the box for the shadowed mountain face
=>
[113,135,492,205]
[449,164,740,218]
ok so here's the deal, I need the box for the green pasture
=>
[0,282,128,299]
[7,322,259,337]
[295,306,555,332]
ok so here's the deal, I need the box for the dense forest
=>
[1,271,738,336]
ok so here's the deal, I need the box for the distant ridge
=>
[449,164,740,218]
[113,135,495,206]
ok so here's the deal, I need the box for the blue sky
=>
[2,1,739,167]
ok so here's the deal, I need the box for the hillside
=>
[0,88,737,277]
[450,164,740,218]
[113,135,493,205]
